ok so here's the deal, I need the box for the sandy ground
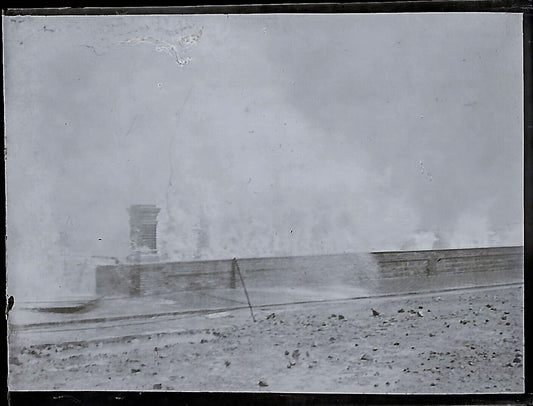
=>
[8,284,523,393]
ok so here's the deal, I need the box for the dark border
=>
[4,1,533,405]
[2,0,533,15]
[6,392,533,405]
[523,7,533,400]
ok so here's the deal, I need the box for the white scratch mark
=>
[119,27,203,66]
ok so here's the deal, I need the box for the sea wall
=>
[95,246,523,298]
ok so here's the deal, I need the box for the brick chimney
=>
[127,204,161,263]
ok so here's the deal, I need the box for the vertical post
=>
[233,258,256,322]
[230,259,237,289]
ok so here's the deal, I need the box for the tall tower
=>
[127,204,161,263]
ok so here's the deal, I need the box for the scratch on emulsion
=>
[119,27,203,66]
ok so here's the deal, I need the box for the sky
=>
[4,13,524,299]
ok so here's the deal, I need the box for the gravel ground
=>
[8,285,523,393]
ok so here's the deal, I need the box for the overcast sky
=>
[4,13,523,298]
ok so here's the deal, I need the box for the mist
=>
[4,14,523,300]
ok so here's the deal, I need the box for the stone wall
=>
[372,246,523,294]
[95,246,523,298]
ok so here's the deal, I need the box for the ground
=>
[8,284,523,393]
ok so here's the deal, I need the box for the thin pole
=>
[233,258,256,322]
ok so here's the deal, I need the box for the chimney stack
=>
[127,204,161,263]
